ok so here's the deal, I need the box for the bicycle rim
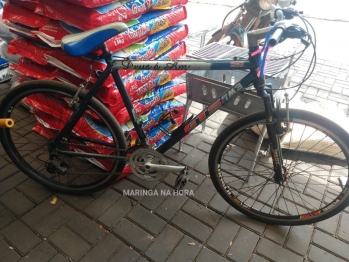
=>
[0,81,127,194]
[209,109,349,225]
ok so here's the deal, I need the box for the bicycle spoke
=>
[1,85,126,194]
[210,111,349,224]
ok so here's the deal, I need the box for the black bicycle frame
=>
[53,55,258,159]
[115,58,258,151]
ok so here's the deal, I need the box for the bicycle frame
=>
[53,27,281,172]
[53,57,257,159]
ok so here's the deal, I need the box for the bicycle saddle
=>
[61,22,128,57]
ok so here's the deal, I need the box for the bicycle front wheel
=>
[0,80,127,194]
[209,109,349,225]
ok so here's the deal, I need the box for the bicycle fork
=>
[247,89,284,184]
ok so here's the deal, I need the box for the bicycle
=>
[206,0,295,46]
[0,5,348,226]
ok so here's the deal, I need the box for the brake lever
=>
[283,25,310,46]
[282,7,299,20]
[270,7,302,24]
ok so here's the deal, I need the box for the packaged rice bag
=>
[33,114,129,174]
[97,41,186,106]
[9,0,38,11]
[25,94,117,156]
[36,24,186,85]
[61,0,117,8]
[62,0,188,8]
[149,39,187,61]
[104,68,185,113]
[44,49,119,85]
[47,46,134,85]
[7,38,130,86]
[152,135,170,149]
[33,121,57,140]
[36,0,187,31]
[113,24,188,59]
[3,2,50,28]
[23,92,73,122]
[138,77,186,101]
[8,38,52,65]
[22,88,99,126]
[34,20,82,48]
[34,109,116,152]
[37,6,186,53]
[105,6,187,52]
[55,69,89,87]
[2,20,39,40]
[62,40,185,106]
[126,116,184,148]
[34,122,124,172]
[14,73,35,84]
[0,19,17,43]
[10,57,58,80]
[114,79,186,124]
[128,68,185,101]
[122,98,185,139]
[33,14,187,58]
[147,116,183,145]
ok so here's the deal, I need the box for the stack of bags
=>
[1,0,189,178]
[0,1,15,83]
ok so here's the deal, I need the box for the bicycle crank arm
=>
[144,162,186,173]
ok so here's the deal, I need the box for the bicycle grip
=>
[269,27,284,47]
[0,118,14,128]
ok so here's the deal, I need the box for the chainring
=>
[129,148,168,182]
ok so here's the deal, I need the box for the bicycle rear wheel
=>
[0,80,127,194]
[209,109,349,225]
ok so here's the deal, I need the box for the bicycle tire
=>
[209,108,349,225]
[0,80,127,194]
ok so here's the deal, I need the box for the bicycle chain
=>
[49,141,135,176]
[60,141,128,152]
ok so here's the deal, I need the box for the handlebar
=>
[246,4,305,48]
[253,4,311,82]
[268,5,286,47]
[271,5,285,21]
[269,27,285,47]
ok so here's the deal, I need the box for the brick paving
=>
[1,31,349,262]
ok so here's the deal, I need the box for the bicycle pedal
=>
[174,166,189,190]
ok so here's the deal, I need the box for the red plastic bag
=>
[34,20,82,47]
[9,0,39,11]
[114,79,186,124]
[105,6,187,52]
[55,69,84,86]
[147,116,184,145]
[36,0,187,30]
[3,2,50,28]
[61,0,188,8]
[32,120,117,171]
[34,5,187,54]
[8,38,130,86]
[123,98,186,140]
[8,38,52,65]
[10,57,58,80]
[60,0,116,8]
[97,41,186,106]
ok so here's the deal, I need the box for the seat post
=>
[100,43,113,65]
